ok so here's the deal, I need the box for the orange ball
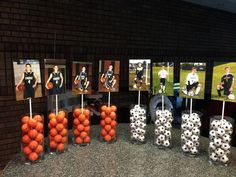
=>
[34,115,43,123]
[60,128,67,137]
[49,113,56,120]
[105,107,111,115]
[22,135,31,144]
[84,136,90,143]
[75,137,83,144]
[56,114,64,123]
[61,136,67,143]
[35,145,43,154]
[104,125,112,132]
[50,118,57,128]
[29,140,38,150]
[50,128,57,137]
[57,143,65,152]
[105,117,112,124]
[50,141,57,149]
[74,108,81,117]
[28,152,38,161]
[28,129,38,139]
[80,131,87,139]
[100,129,107,137]
[35,133,44,143]
[111,120,117,128]
[54,134,62,143]
[73,129,80,136]
[28,119,37,128]
[23,146,32,156]
[18,84,25,92]
[110,112,116,120]
[58,111,66,118]
[79,114,86,122]
[47,82,53,89]
[111,105,117,112]
[77,124,84,131]
[109,129,116,137]
[63,118,68,127]
[100,120,106,127]
[83,119,90,126]
[21,123,30,134]
[101,111,106,119]
[84,126,90,132]
[22,116,30,124]
[101,105,107,112]
[36,122,43,132]
[73,118,80,126]
[104,135,112,142]
[83,109,90,117]
[56,123,64,132]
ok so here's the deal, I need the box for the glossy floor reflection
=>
[3,124,236,177]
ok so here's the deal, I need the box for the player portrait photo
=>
[152,62,174,96]
[211,62,236,102]
[13,59,43,101]
[180,62,206,99]
[129,59,151,91]
[44,59,66,96]
[72,62,92,94]
[99,60,120,92]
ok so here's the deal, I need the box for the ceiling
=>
[183,0,236,14]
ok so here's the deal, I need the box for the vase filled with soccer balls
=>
[73,106,91,146]
[130,104,147,144]
[21,114,44,163]
[154,107,173,149]
[47,110,68,154]
[100,105,117,143]
[208,115,234,166]
[181,110,202,156]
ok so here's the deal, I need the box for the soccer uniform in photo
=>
[50,72,62,95]
[23,72,35,99]
[183,73,201,95]
[77,71,88,90]
[158,69,168,93]
[218,73,234,96]
[135,66,144,81]
[104,70,114,88]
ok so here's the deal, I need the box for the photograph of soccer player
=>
[45,65,64,95]
[98,60,120,92]
[72,62,92,94]
[179,62,206,99]
[129,59,151,91]
[13,59,43,101]
[211,62,236,102]
[152,62,174,96]
[44,59,66,96]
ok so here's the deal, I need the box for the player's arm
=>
[100,73,105,82]
[16,73,24,91]
[230,77,234,92]
[33,73,38,88]
[74,75,79,84]
[60,72,63,88]
[141,68,144,78]
[45,74,52,89]
[186,74,190,85]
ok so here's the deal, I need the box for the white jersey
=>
[186,73,199,85]
[158,69,168,79]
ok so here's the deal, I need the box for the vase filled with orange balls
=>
[21,114,44,163]
[47,110,68,154]
[100,104,117,143]
[73,106,91,146]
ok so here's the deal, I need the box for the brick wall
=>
[1,0,236,169]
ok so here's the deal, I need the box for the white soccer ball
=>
[221,143,230,151]
[182,144,189,152]
[190,147,198,155]
[164,130,171,138]
[210,152,218,161]
[163,140,170,147]
[209,130,216,140]
[181,123,188,131]
[130,123,136,129]
[138,135,145,142]
[158,126,165,133]
[209,142,216,150]
[155,129,159,135]
[160,117,167,124]
[192,127,200,135]
[184,130,192,138]
[214,138,222,147]
[215,148,224,157]
[216,128,225,137]
[158,134,165,141]
[186,140,194,148]
[191,135,199,142]
[220,155,229,163]
[222,134,231,143]
[228,94,235,100]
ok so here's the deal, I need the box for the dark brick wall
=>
[1,0,236,169]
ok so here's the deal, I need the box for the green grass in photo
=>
[211,62,236,102]
[179,70,206,99]
[152,66,174,96]
[129,69,150,91]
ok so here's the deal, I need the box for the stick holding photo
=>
[211,62,236,102]
[129,59,151,91]
[152,62,174,96]
[179,62,206,99]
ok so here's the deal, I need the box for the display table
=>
[3,124,236,177]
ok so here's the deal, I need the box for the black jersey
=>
[105,70,114,81]
[51,72,61,88]
[135,66,144,79]
[221,73,234,89]
[79,72,87,81]
[24,72,35,88]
